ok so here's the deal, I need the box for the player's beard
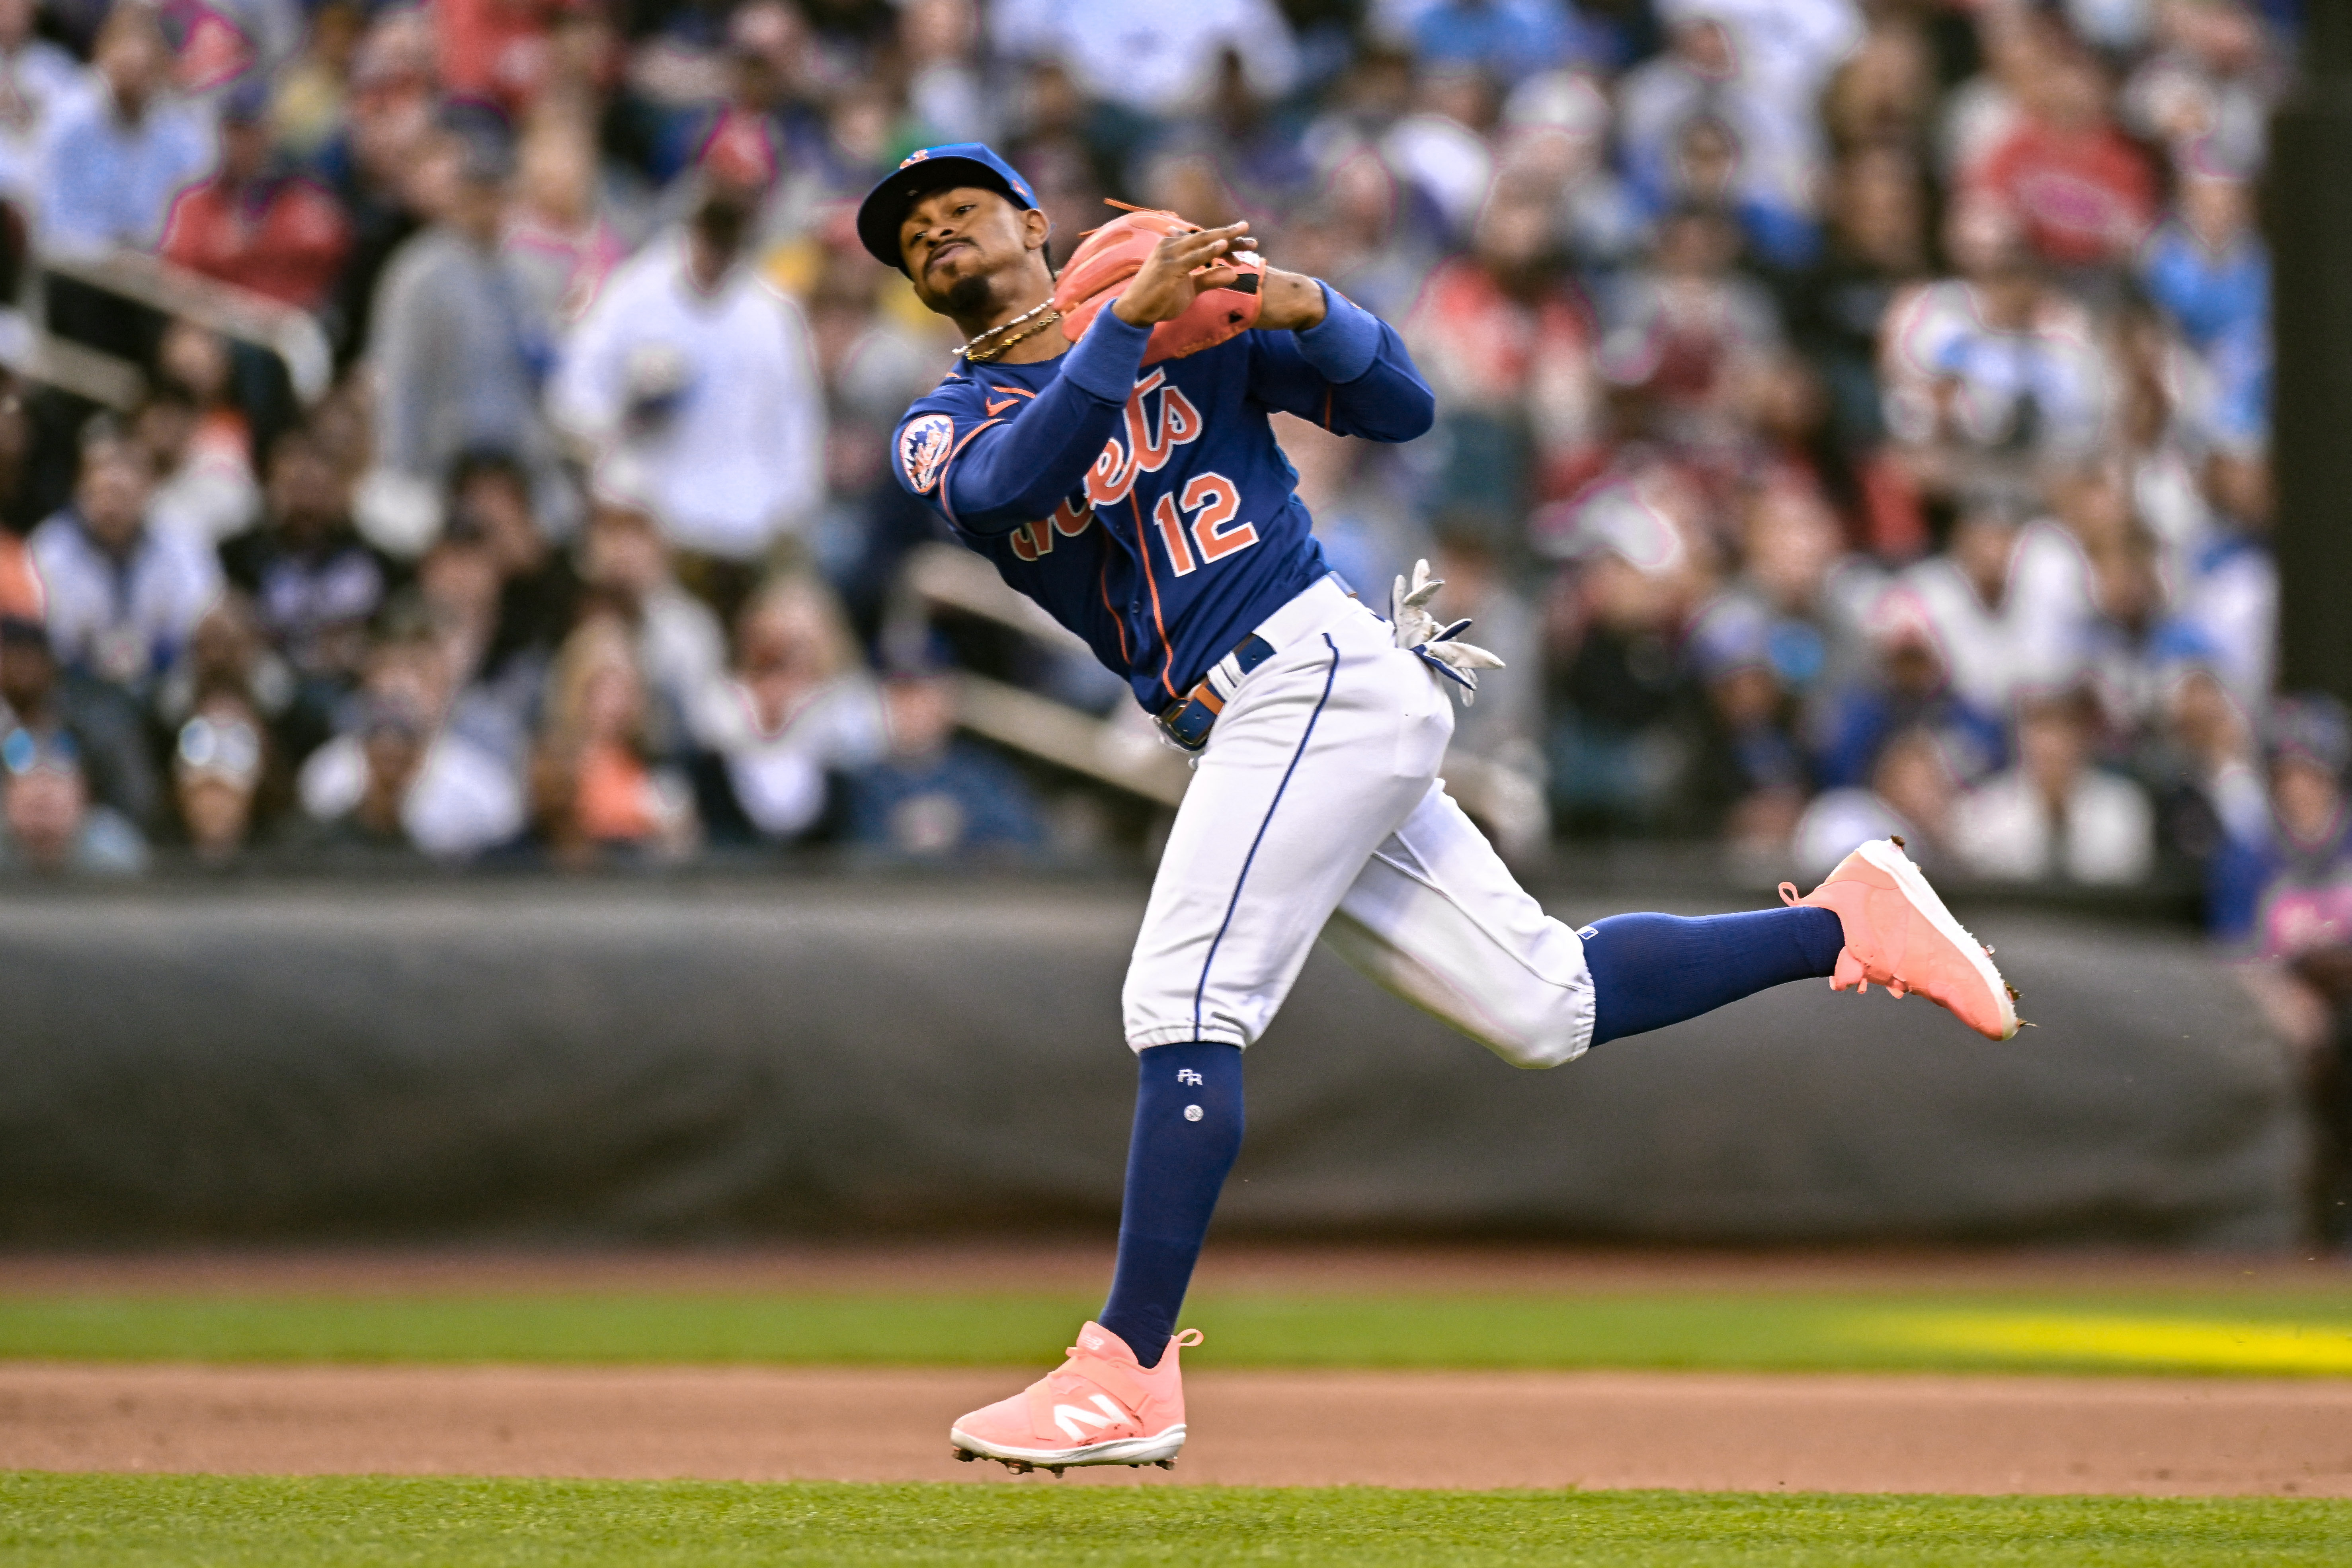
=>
[942,272,996,319]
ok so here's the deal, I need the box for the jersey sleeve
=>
[1246,283,1437,444]
[890,312,1154,537]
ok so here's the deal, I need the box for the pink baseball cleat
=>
[1782,837,2020,1040]
[950,1322,1201,1475]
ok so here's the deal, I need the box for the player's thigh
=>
[1124,618,1446,1050]
[1321,781,1596,1069]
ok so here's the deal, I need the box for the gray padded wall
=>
[0,885,2307,1246]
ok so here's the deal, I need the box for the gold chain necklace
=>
[959,300,1064,364]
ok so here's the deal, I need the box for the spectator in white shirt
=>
[990,0,1299,123]
[1949,686,2155,886]
[295,626,524,862]
[550,156,824,615]
[0,0,88,212]
[1653,0,1863,110]
[35,2,212,256]
[1880,201,2112,495]
[1882,489,2094,729]
[902,0,995,145]
[1618,4,1847,240]
[29,418,222,701]
[692,573,887,844]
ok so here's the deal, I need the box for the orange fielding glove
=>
[1052,204,1266,366]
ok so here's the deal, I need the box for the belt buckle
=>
[1154,633,1273,754]
[1156,689,1219,752]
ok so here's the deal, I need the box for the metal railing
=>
[10,242,334,410]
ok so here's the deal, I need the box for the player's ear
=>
[1021,205,1053,255]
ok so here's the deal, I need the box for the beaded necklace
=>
[958,298,1064,363]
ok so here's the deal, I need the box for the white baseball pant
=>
[1123,576,1597,1068]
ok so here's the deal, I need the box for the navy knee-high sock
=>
[1583,908,1846,1047]
[1098,1041,1243,1369]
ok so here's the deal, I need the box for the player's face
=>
[900,187,1045,314]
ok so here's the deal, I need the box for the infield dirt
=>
[3,1361,2349,1496]
[4,1246,2350,1497]
[4,1250,2352,1495]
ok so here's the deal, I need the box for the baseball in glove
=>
[1053,203,1267,365]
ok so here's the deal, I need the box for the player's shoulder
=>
[897,357,1066,441]
[896,365,1014,497]
[902,363,991,420]
[896,364,982,434]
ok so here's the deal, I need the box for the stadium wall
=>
[0,883,2308,1246]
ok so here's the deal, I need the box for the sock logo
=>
[1183,1105,1204,1122]
[1176,1069,1203,1085]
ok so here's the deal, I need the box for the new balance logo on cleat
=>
[1051,1394,1128,1441]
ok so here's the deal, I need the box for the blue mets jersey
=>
[890,287,1436,712]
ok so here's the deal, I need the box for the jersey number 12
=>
[1149,472,1257,578]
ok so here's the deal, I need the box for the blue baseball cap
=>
[856,143,1039,275]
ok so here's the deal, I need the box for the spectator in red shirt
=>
[1403,185,1601,515]
[1968,50,2156,273]
[161,81,351,311]
[436,0,555,118]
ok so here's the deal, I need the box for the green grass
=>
[1,1289,2349,1377]
[2,1474,2347,1567]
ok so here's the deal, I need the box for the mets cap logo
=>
[899,413,954,494]
[900,149,930,167]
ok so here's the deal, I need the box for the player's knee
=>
[1484,1029,1589,1071]
[1476,989,1595,1070]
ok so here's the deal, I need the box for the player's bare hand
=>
[1112,222,1255,327]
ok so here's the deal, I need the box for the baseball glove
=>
[1053,203,1266,365]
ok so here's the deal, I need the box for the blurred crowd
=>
[0,0,2327,925]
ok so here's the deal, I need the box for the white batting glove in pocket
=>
[1390,558,1505,705]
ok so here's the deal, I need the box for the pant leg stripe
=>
[1192,633,1342,1038]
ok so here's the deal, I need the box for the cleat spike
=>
[2005,984,2020,1001]
[1155,1459,1175,1470]
[1048,1466,1066,1479]
[1890,835,1906,850]
[955,1449,978,1462]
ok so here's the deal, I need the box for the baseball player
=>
[859,144,2019,1475]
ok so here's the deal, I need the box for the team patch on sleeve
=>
[899,414,956,494]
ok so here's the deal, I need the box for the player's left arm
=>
[1245,273,1436,444]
